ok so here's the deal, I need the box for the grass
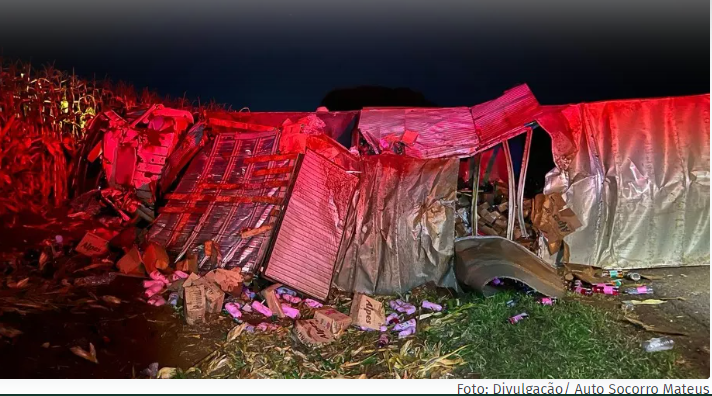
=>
[180,288,694,379]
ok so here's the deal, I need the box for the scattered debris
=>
[314,307,352,337]
[624,286,654,295]
[642,337,675,353]
[508,313,529,324]
[70,343,98,364]
[350,293,386,330]
[624,317,689,336]
[227,323,248,342]
[141,362,159,378]
[623,299,667,306]
[75,232,111,257]
[294,319,335,347]
[0,324,23,338]
[101,295,122,305]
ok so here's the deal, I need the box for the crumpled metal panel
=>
[101,105,194,205]
[358,107,479,159]
[454,236,565,298]
[333,154,460,295]
[160,122,207,193]
[205,110,358,144]
[263,150,359,301]
[148,129,296,272]
[536,94,710,269]
[470,84,541,152]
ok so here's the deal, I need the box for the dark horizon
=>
[0,0,708,111]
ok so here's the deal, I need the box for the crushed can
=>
[538,297,557,305]
[509,313,529,324]
[626,272,641,281]
[593,284,619,295]
[573,286,593,296]
[624,286,654,295]
[377,333,389,348]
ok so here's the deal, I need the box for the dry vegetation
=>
[0,59,225,216]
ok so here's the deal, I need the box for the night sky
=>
[0,0,709,111]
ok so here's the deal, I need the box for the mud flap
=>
[454,236,565,298]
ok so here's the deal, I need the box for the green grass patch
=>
[183,289,694,379]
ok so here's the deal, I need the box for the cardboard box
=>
[176,253,198,273]
[314,308,352,336]
[183,273,225,315]
[205,268,244,296]
[349,293,385,330]
[142,242,170,273]
[75,232,110,257]
[294,319,335,347]
[261,283,285,318]
[201,280,225,314]
[184,284,206,325]
[532,193,582,247]
[116,246,145,276]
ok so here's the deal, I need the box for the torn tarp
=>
[333,154,459,295]
[536,94,711,269]
[148,127,297,272]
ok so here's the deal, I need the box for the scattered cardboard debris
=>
[294,319,335,347]
[314,307,353,337]
[350,293,385,330]
[261,283,285,318]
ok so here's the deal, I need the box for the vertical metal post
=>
[517,128,533,238]
[469,154,481,236]
[502,141,516,240]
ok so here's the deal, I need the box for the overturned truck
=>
[74,85,710,301]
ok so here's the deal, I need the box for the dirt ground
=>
[0,212,709,378]
[625,266,710,377]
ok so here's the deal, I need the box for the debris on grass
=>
[70,343,98,364]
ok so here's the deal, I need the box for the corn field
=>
[0,59,225,217]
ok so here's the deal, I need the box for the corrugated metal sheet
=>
[358,107,480,159]
[263,150,358,301]
[148,128,297,272]
[470,84,541,152]
[537,94,710,269]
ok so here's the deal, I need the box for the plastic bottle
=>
[642,337,674,352]
[624,286,654,295]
